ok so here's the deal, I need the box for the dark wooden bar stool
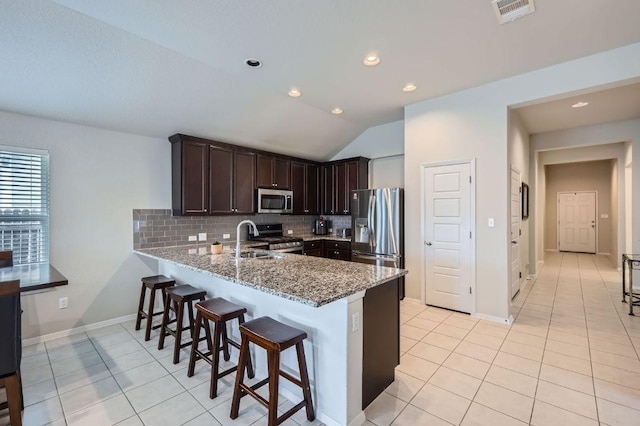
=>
[158,284,207,364]
[231,316,314,425]
[188,298,255,398]
[0,279,22,426]
[135,275,176,341]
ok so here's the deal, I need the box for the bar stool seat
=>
[188,298,255,398]
[231,316,314,425]
[158,284,207,364]
[135,275,175,341]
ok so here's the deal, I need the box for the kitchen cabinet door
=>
[179,141,209,215]
[331,158,368,215]
[257,154,290,189]
[306,164,320,215]
[234,151,256,214]
[304,240,323,254]
[256,155,273,188]
[291,162,320,215]
[335,163,348,215]
[209,145,234,214]
[273,158,290,189]
[291,162,306,214]
[322,165,334,215]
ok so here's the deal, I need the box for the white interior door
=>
[558,192,596,253]
[510,168,521,300]
[424,163,472,313]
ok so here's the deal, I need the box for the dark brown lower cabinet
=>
[323,240,351,261]
[303,240,324,257]
[362,278,400,409]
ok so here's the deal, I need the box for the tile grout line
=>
[524,250,559,425]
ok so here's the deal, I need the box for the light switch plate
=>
[223,234,231,239]
[488,218,495,228]
[287,230,293,235]
[198,232,207,241]
[188,235,197,242]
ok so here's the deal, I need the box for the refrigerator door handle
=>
[368,194,376,248]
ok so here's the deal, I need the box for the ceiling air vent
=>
[492,0,535,24]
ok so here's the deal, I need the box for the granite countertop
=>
[135,245,407,307]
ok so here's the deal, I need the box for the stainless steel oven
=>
[248,223,303,254]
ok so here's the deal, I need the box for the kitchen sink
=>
[236,250,285,260]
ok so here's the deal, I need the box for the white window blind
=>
[0,149,50,264]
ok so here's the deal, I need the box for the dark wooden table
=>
[0,263,68,292]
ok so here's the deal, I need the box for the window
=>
[0,147,50,264]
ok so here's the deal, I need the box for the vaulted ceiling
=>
[2,1,639,160]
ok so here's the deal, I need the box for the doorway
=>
[510,167,521,299]
[557,191,597,254]
[423,161,474,313]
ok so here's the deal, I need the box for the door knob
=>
[511,240,517,245]
[425,242,432,246]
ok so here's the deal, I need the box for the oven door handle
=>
[272,246,303,253]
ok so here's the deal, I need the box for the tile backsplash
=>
[133,209,351,249]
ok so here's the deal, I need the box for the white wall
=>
[0,110,170,339]
[405,42,640,321]
[332,120,404,160]
[332,120,404,188]
[508,109,530,306]
[531,118,638,269]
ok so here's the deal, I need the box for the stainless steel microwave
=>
[256,188,293,214]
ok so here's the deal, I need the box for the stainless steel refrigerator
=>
[351,187,404,298]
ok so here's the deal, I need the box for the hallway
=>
[366,252,640,425]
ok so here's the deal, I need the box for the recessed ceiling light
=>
[288,88,302,98]
[363,54,380,67]
[331,108,343,115]
[572,101,589,108]
[245,58,262,68]
[402,83,417,93]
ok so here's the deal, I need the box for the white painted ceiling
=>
[515,82,640,134]
[1,1,640,160]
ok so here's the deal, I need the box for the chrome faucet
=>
[236,220,259,258]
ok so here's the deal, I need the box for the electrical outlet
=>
[223,234,231,239]
[488,218,495,228]
[58,297,68,309]
[351,312,360,332]
[198,232,207,241]
[287,230,293,235]
[188,235,197,242]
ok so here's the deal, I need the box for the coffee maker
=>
[313,218,331,235]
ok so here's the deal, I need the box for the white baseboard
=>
[347,411,367,426]
[22,313,137,347]
[402,296,422,305]
[278,386,358,426]
[472,312,513,325]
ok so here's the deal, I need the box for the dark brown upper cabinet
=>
[322,158,368,215]
[208,146,256,214]
[171,134,255,216]
[257,154,290,189]
[170,134,367,216]
[171,139,209,216]
[291,161,320,215]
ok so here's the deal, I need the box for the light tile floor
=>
[2,252,640,425]
[366,252,640,426]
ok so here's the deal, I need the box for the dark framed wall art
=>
[521,182,529,219]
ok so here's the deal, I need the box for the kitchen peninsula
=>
[135,245,407,426]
